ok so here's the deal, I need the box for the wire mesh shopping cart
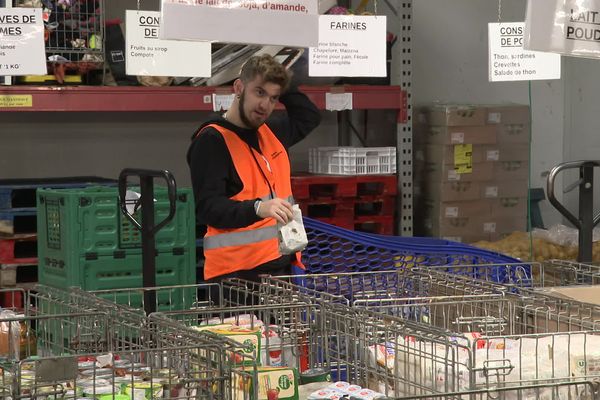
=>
[2,284,263,400]
[256,268,600,398]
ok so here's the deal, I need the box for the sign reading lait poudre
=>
[126,10,210,77]
[0,8,46,75]
[310,15,387,77]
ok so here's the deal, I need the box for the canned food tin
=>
[300,368,332,385]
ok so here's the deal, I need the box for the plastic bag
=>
[278,205,308,255]
[532,224,600,247]
[0,310,21,360]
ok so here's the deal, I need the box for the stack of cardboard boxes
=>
[415,104,530,243]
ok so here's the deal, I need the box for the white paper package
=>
[367,333,600,399]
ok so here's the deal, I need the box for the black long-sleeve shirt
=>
[187,87,321,233]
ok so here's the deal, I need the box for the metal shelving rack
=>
[396,1,413,236]
[0,0,414,236]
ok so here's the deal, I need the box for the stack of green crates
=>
[37,186,196,311]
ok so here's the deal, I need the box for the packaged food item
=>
[233,365,299,400]
[349,388,385,400]
[328,381,350,391]
[208,326,262,366]
[307,388,347,399]
[0,311,20,359]
[98,395,130,400]
[300,368,332,385]
[205,315,264,330]
[82,384,119,398]
[79,367,114,377]
[78,361,96,370]
[124,382,163,400]
[262,325,283,367]
[150,369,182,398]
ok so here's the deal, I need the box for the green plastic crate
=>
[37,186,195,260]
[38,251,195,308]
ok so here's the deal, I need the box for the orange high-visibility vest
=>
[198,123,304,280]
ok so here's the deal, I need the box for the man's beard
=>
[238,90,261,129]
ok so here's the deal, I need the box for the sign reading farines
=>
[160,0,319,47]
[524,0,600,58]
[309,15,387,77]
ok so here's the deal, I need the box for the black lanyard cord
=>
[248,143,275,200]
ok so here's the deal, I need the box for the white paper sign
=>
[486,150,500,161]
[448,170,460,181]
[488,22,561,82]
[309,15,386,77]
[160,0,319,47]
[485,186,499,198]
[126,10,210,77]
[483,222,497,233]
[325,92,352,111]
[445,207,459,218]
[0,8,46,76]
[212,93,235,111]
[524,0,600,58]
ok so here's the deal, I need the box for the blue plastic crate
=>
[0,177,116,210]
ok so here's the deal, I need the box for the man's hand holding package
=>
[257,198,294,224]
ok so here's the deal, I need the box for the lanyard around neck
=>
[247,143,275,200]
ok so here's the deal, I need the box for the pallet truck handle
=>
[117,168,177,235]
[117,168,177,315]
[547,160,600,262]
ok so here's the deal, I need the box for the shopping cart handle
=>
[478,359,514,377]
[118,168,177,235]
[547,161,600,229]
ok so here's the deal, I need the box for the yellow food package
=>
[233,366,299,400]
[208,326,262,366]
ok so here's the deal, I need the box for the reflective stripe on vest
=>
[203,194,295,250]
[204,225,278,250]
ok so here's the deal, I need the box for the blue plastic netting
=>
[300,217,530,285]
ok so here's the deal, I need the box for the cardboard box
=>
[427,215,524,240]
[539,286,600,307]
[233,366,299,400]
[421,161,495,182]
[425,199,492,219]
[440,234,492,244]
[496,123,531,144]
[423,215,493,242]
[425,105,487,126]
[482,144,530,162]
[485,217,527,237]
[417,144,489,164]
[482,180,529,199]
[424,125,497,145]
[493,160,529,181]
[425,214,487,235]
[424,181,482,202]
[486,105,530,125]
[490,197,528,217]
[529,286,600,333]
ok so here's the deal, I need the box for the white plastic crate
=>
[308,146,396,175]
